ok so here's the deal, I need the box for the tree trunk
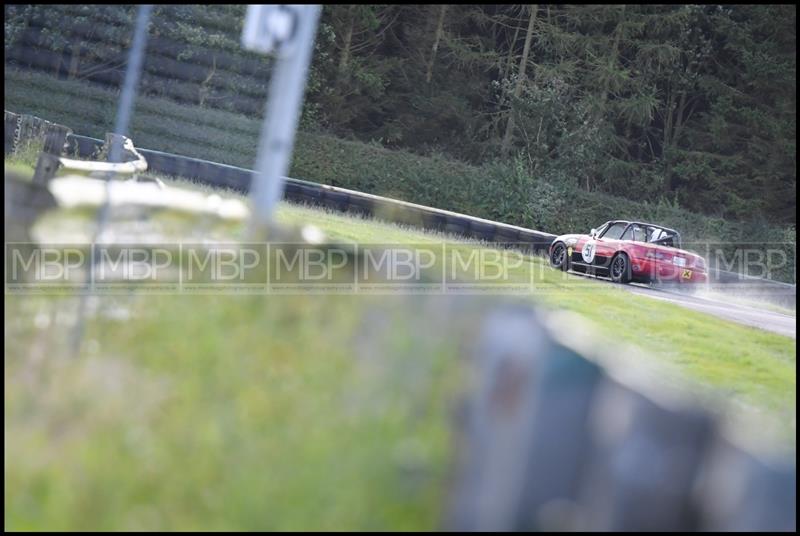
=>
[501,5,538,156]
[337,5,355,85]
[500,11,521,88]
[673,92,687,144]
[588,5,626,191]
[198,54,217,107]
[51,50,63,77]
[67,36,81,79]
[426,5,448,84]
[662,88,676,193]
[595,5,625,117]
[663,91,688,194]
[496,13,521,140]
[501,19,520,83]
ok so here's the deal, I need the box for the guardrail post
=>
[32,123,72,185]
[5,110,19,155]
[102,133,135,166]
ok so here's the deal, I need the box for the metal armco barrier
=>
[62,133,557,254]
[4,111,146,181]
[446,305,795,531]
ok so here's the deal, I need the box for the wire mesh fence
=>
[5,5,275,170]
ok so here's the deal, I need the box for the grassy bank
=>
[279,203,797,432]
[6,155,796,432]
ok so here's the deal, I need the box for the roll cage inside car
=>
[594,220,682,249]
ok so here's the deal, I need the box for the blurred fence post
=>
[5,110,19,155]
[32,124,72,185]
[446,307,549,531]
[575,381,715,531]
[447,306,605,531]
[447,305,796,532]
[244,4,322,232]
[698,439,796,531]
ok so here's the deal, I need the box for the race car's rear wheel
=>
[550,242,569,272]
[610,253,631,284]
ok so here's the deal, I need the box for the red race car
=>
[548,220,708,285]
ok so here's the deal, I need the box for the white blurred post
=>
[243,4,321,231]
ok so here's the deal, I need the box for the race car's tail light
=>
[644,251,671,261]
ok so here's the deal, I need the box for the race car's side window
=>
[600,222,628,240]
[621,225,646,242]
[649,228,675,247]
[594,222,610,237]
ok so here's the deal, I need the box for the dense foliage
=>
[4,4,796,225]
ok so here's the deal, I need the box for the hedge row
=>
[5,68,795,282]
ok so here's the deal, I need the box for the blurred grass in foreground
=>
[5,291,475,530]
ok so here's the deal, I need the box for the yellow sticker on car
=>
[567,246,573,257]
[682,269,692,279]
